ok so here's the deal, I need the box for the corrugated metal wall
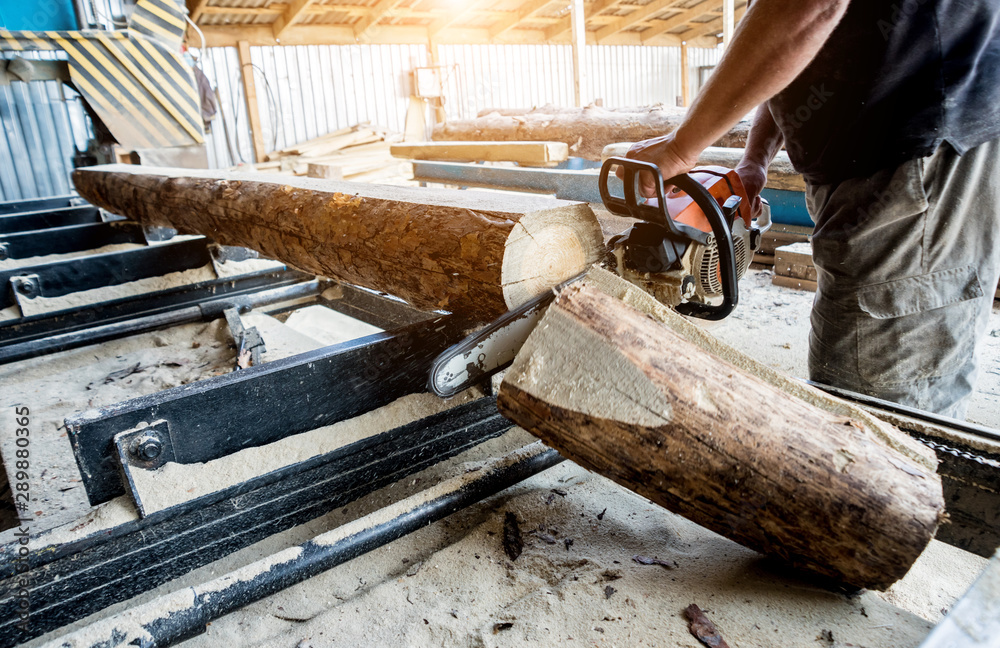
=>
[2,39,722,199]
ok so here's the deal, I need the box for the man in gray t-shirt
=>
[628,0,1000,418]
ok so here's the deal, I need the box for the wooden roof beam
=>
[678,5,744,41]
[186,0,210,23]
[273,0,317,39]
[354,0,406,38]
[595,0,686,43]
[639,0,717,42]
[544,0,619,41]
[428,0,486,40]
[490,0,553,39]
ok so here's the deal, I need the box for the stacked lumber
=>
[772,241,817,292]
[391,141,570,167]
[244,124,414,185]
[752,224,812,267]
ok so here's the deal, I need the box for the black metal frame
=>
[0,205,105,234]
[0,398,512,646]
[67,313,469,505]
[0,220,146,260]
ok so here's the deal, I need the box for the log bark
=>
[434,105,751,161]
[71,165,605,321]
[497,282,944,591]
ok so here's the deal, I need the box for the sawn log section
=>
[497,283,944,591]
[72,165,605,321]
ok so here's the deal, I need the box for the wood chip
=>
[502,512,523,561]
[632,554,678,569]
[683,604,731,648]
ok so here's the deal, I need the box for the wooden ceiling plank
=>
[596,0,687,43]
[544,0,619,41]
[354,0,407,38]
[273,0,318,38]
[489,0,552,39]
[639,0,717,42]
[428,0,487,40]
[676,4,744,40]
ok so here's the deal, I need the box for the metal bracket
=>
[223,306,265,369]
[9,273,40,308]
[112,420,177,518]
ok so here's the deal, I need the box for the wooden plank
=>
[237,41,267,164]
[772,274,817,292]
[722,0,735,47]
[570,0,587,106]
[390,141,570,166]
[680,40,689,106]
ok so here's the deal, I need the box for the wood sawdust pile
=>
[241,123,414,185]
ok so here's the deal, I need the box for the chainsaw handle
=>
[599,156,738,320]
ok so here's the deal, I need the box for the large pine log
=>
[433,105,750,161]
[71,165,605,321]
[497,281,944,591]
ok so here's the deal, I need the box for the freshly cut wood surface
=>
[72,165,605,320]
[390,141,570,166]
[497,280,944,591]
[433,105,750,161]
[602,143,805,192]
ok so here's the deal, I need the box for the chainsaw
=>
[428,156,772,398]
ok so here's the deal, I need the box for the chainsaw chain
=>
[914,436,1000,468]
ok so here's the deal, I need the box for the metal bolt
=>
[0,243,9,261]
[11,275,39,299]
[131,434,163,462]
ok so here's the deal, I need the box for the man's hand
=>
[735,159,768,214]
[737,103,785,214]
[617,132,700,198]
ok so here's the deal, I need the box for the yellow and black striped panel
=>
[0,17,203,149]
[128,0,186,50]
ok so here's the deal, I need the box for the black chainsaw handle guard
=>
[599,156,738,321]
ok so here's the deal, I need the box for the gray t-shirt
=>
[767,0,1000,185]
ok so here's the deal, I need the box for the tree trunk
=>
[434,105,750,161]
[71,165,605,321]
[497,282,944,591]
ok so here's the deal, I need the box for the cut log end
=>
[498,283,944,591]
[501,207,606,309]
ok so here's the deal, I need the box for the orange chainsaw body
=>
[663,165,753,232]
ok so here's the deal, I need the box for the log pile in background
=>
[246,124,414,185]
[434,105,751,161]
[71,165,605,321]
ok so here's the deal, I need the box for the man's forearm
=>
[673,0,849,158]
[743,103,784,168]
